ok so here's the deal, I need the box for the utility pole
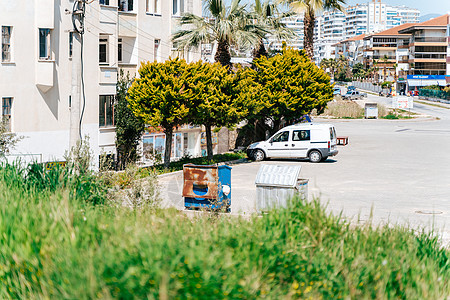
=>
[70,0,85,150]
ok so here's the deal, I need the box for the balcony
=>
[413,53,446,59]
[398,55,409,63]
[372,55,396,60]
[35,0,54,28]
[119,12,137,37]
[413,37,447,43]
[35,60,54,93]
[99,66,118,85]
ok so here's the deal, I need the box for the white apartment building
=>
[0,0,202,166]
[268,13,326,52]
[322,10,345,42]
[345,4,369,39]
[268,15,305,51]
[314,1,419,64]
[314,10,346,64]
[344,1,419,39]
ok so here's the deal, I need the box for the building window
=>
[154,39,160,62]
[99,37,108,64]
[119,0,134,12]
[147,0,161,14]
[69,32,73,58]
[2,97,12,132]
[39,28,51,60]
[173,0,184,15]
[100,0,110,5]
[2,26,12,62]
[118,38,122,62]
[99,95,115,127]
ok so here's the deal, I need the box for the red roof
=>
[370,23,416,37]
[419,14,449,26]
[398,14,449,34]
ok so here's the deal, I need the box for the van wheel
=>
[309,150,322,163]
[253,149,265,161]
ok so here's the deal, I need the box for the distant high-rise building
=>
[344,1,419,39]
[268,0,419,64]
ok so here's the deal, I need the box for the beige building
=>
[0,0,202,166]
[363,23,415,84]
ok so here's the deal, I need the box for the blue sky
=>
[234,0,450,16]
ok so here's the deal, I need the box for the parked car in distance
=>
[333,87,341,95]
[247,123,338,163]
[343,90,363,100]
[347,85,356,91]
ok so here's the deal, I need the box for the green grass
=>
[0,163,448,299]
[382,113,413,120]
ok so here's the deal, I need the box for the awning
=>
[407,79,447,86]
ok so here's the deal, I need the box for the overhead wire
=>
[86,3,205,56]
[84,19,174,62]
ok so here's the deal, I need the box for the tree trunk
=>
[303,9,315,60]
[214,40,232,70]
[205,124,214,161]
[252,39,268,60]
[163,127,173,169]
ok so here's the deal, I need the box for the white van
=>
[246,123,338,163]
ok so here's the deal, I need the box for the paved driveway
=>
[159,99,450,246]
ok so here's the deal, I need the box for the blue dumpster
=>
[183,164,231,212]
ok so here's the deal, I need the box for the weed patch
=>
[0,165,448,299]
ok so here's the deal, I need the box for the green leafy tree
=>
[239,47,332,140]
[186,61,245,160]
[127,59,190,168]
[115,69,145,170]
[280,0,346,59]
[352,62,366,79]
[172,0,266,69]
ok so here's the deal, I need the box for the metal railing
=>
[372,55,396,60]
[414,37,447,43]
[413,53,446,59]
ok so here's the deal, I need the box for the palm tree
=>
[251,0,293,59]
[381,54,389,82]
[319,57,337,80]
[279,0,346,60]
[372,59,379,83]
[172,0,266,69]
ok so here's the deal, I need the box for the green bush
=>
[381,81,392,89]
[0,163,448,299]
[0,162,107,206]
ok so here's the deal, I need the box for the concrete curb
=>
[157,169,183,178]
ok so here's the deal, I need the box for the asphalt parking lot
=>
[159,99,450,246]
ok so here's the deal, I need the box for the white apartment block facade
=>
[267,1,419,65]
[0,0,202,166]
[315,1,419,64]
